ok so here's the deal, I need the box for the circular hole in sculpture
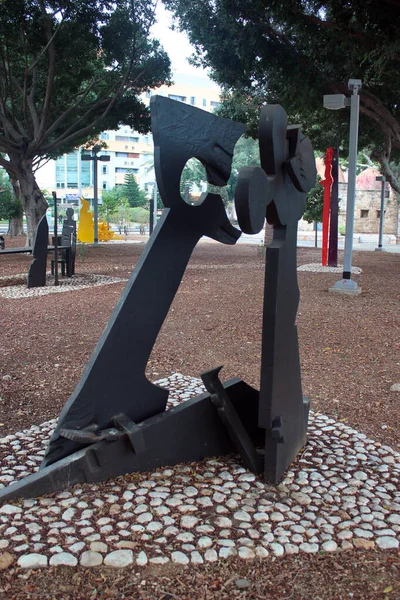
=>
[180,158,208,205]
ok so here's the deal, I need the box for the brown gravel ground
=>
[0,234,399,598]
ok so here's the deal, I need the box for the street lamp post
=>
[149,182,159,236]
[81,147,110,244]
[323,79,362,295]
[375,175,386,251]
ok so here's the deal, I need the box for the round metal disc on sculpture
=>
[259,105,288,176]
[235,166,271,234]
[285,134,317,193]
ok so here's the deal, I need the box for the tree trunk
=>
[14,158,48,245]
[6,174,25,238]
[8,216,24,237]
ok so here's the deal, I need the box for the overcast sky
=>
[151,3,217,85]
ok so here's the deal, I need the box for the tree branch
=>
[294,10,400,62]
[43,77,106,139]
[27,66,40,136]
[0,154,11,170]
[35,2,57,144]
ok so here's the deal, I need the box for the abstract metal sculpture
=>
[0,98,316,502]
[27,214,49,288]
[235,104,316,481]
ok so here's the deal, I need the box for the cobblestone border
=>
[0,374,398,569]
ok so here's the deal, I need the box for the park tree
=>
[163,0,400,193]
[0,1,171,243]
[131,206,150,234]
[123,172,147,208]
[99,188,124,225]
[0,169,23,236]
[303,176,324,225]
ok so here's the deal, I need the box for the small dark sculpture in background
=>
[51,208,77,277]
[0,98,316,502]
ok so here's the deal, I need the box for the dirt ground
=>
[0,235,399,598]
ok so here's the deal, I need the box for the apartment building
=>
[35,74,220,206]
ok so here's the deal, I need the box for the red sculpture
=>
[320,147,334,266]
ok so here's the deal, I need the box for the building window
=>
[102,166,107,175]
[128,153,139,159]
[202,98,207,107]
[210,101,220,108]
[116,152,128,158]
[168,94,186,102]
[190,96,196,105]
[100,132,109,140]
[116,135,139,143]
[385,188,390,198]
[360,209,369,218]
[102,182,107,190]
[115,167,139,174]
[145,90,151,98]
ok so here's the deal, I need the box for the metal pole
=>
[149,195,154,235]
[153,183,158,230]
[78,149,82,197]
[93,149,98,244]
[52,192,59,286]
[342,89,360,280]
[376,176,385,250]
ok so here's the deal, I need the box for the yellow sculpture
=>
[98,221,115,242]
[77,198,94,243]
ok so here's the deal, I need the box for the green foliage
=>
[0,170,22,220]
[338,224,346,235]
[99,188,124,224]
[114,197,132,233]
[124,173,147,208]
[226,136,260,201]
[131,206,150,223]
[0,0,171,232]
[0,1,171,159]
[180,159,207,203]
[164,0,400,191]
[303,177,324,224]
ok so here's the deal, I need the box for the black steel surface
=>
[27,215,48,288]
[0,98,318,502]
[41,97,244,468]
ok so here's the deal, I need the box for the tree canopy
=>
[123,172,147,207]
[0,0,171,241]
[163,0,400,192]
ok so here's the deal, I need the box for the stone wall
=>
[338,184,399,235]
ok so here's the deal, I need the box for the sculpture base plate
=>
[329,279,362,295]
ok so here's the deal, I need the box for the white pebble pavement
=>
[0,273,128,299]
[297,263,362,274]
[0,374,399,569]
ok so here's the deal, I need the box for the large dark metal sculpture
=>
[0,98,316,502]
[27,214,49,288]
